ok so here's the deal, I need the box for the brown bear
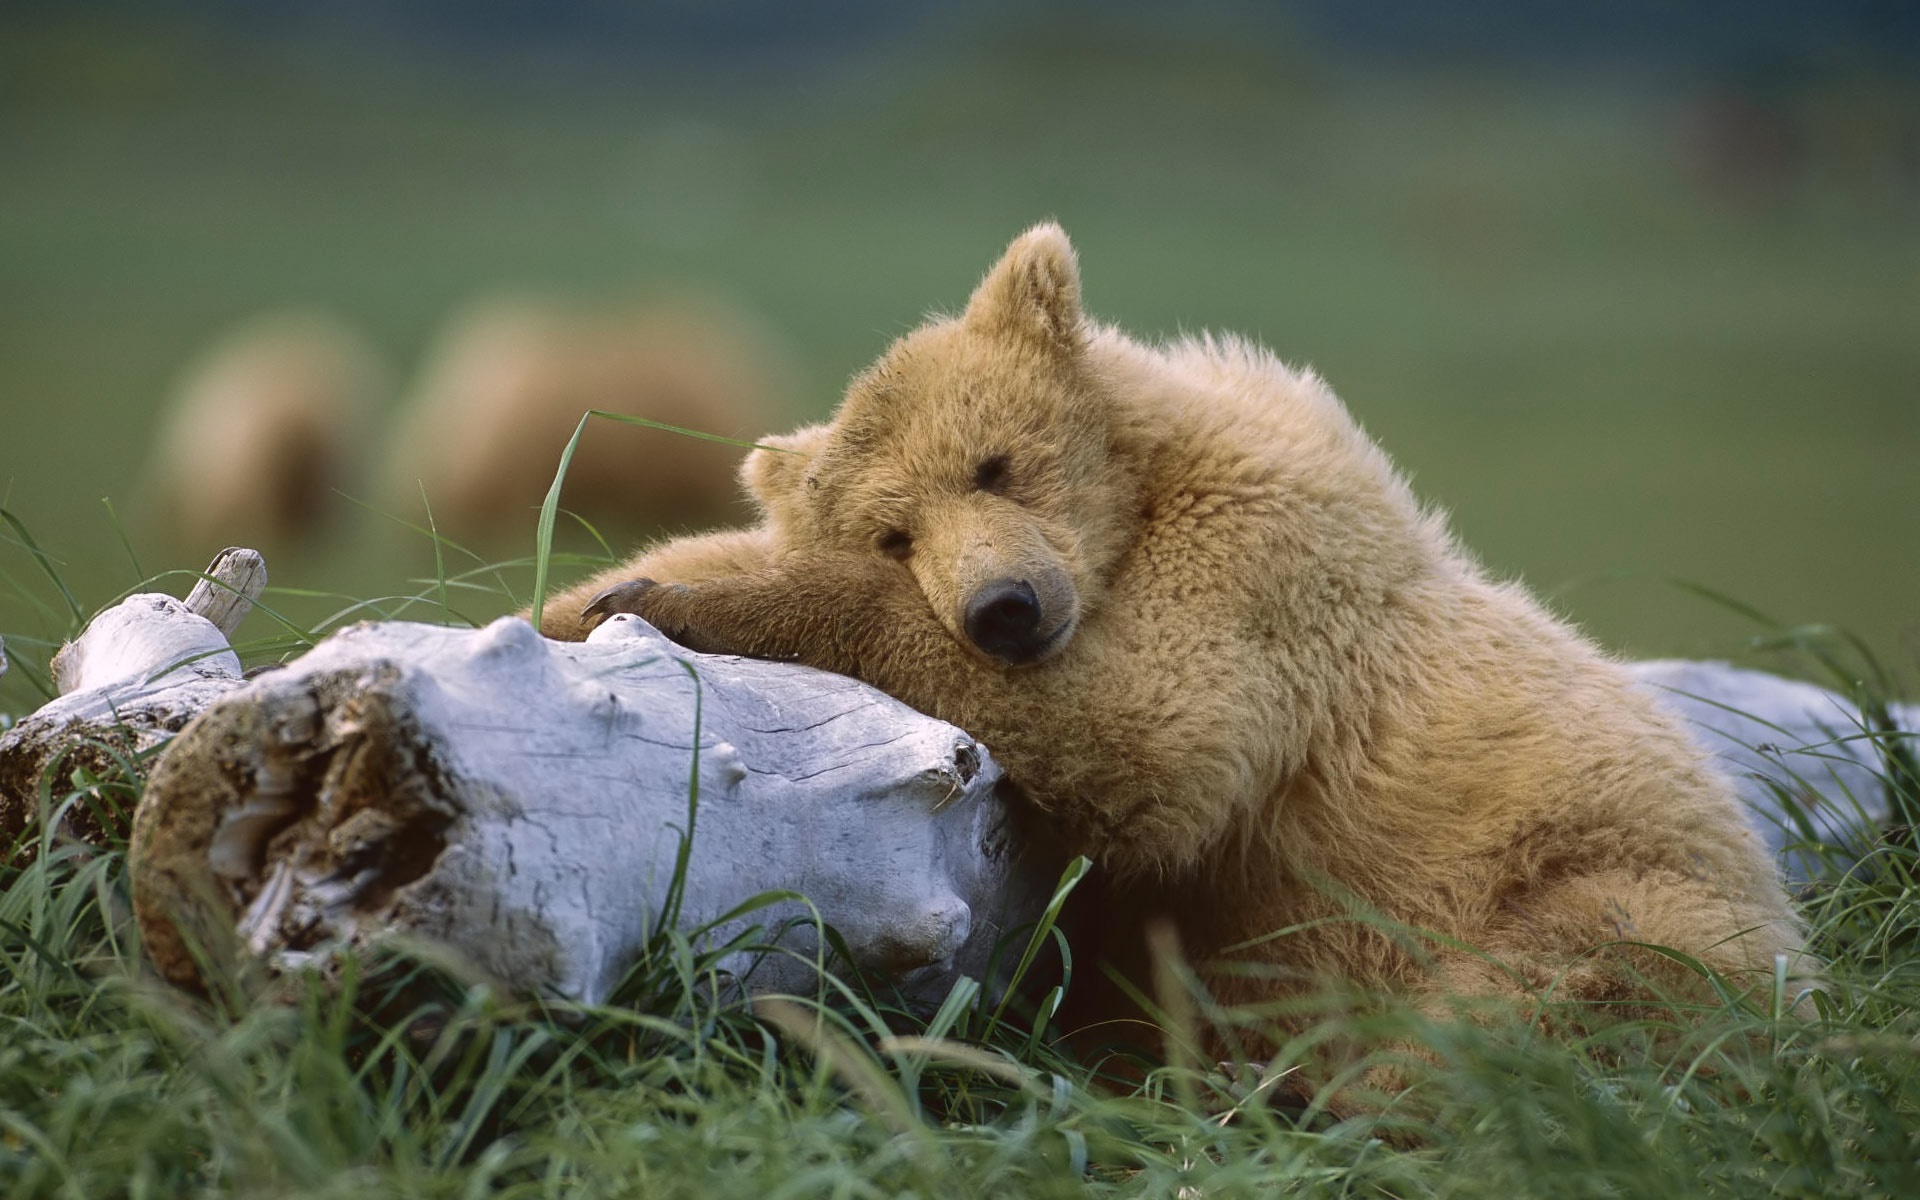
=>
[143,312,386,556]
[385,295,792,540]
[539,224,1802,1069]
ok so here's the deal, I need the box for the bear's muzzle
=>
[964,578,1070,666]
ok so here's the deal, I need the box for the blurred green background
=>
[3,2,1917,715]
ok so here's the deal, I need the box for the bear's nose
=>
[964,579,1046,664]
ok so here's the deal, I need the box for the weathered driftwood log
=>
[0,548,265,849]
[130,613,1055,1006]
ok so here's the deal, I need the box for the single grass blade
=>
[418,482,451,618]
[982,856,1090,1043]
[0,506,84,627]
[99,497,143,582]
[581,409,802,455]
[528,410,803,629]
[530,413,590,632]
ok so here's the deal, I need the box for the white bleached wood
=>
[48,594,242,697]
[2,582,253,846]
[131,613,1052,1007]
[183,546,270,638]
[1629,660,1917,880]
[43,544,265,698]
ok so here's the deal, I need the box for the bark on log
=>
[129,613,1054,1006]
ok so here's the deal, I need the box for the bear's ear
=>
[962,222,1084,354]
[741,422,831,507]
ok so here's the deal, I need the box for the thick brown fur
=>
[538,225,1802,1076]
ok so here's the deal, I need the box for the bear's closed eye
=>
[973,454,1011,493]
[877,529,914,561]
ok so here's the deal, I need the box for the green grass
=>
[3,519,1919,1198]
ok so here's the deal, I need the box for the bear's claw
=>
[580,579,659,629]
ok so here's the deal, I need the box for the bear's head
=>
[742,223,1137,668]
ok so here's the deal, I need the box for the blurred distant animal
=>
[383,297,792,539]
[142,313,386,556]
[1677,86,1803,209]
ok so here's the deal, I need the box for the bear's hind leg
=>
[1303,871,1803,1121]
[1443,867,1804,1024]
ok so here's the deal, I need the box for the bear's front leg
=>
[579,579,735,656]
[536,528,777,641]
[574,555,910,678]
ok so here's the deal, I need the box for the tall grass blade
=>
[0,506,83,627]
[99,497,143,582]
[529,414,590,632]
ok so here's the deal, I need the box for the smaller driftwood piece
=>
[0,548,266,849]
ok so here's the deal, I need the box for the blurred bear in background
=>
[382,296,793,541]
[141,312,387,558]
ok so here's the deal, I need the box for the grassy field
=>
[2,18,1917,721]
[1,556,1917,1196]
